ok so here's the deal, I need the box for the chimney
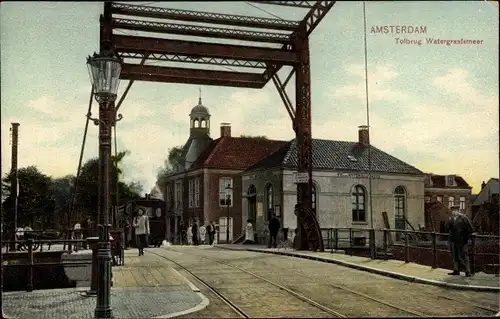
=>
[220,123,231,138]
[481,181,486,190]
[358,125,369,145]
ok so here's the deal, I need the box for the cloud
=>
[432,68,498,109]
[332,64,410,102]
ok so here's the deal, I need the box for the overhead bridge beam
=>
[110,2,300,31]
[118,52,267,69]
[248,1,317,8]
[120,63,266,88]
[113,34,299,64]
[112,18,292,44]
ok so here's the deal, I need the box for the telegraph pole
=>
[10,123,20,252]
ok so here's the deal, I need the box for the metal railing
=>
[322,227,500,274]
[2,238,88,292]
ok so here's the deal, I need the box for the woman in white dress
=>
[187,225,193,245]
[199,225,206,244]
[244,219,254,244]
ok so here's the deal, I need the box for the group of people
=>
[183,221,217,246]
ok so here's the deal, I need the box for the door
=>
[247,185,257,223]
[218,217,233,243]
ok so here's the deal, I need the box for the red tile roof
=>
[192,137,287,170]
[427,174,471,189]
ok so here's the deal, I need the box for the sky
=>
[1,1,498,194]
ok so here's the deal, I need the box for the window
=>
[219,177,233,207]
[446,175,455,187]
[175,181,182,210]
[201,120,206,128]
[448,196,455,208]
[266,184,274,220]
[352,185,366,222]
[188,180,194,208]
[437,196,443,203]
[459,196,466,210]
[394,186,406,219]
[194,178,200,208]
[424,196,431,203]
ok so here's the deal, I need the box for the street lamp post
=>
[225,184,232,243]
[86,51,123,319]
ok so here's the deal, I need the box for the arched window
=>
[312,184,317,213]
[194,119,199,128]
[394,186,406,220]
[352,185,366,222]
[266,184,274,220]
[201,119,206,128]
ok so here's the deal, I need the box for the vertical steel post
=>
[94,3,113,318]
[94,97,114,319]
[293,27,314,251]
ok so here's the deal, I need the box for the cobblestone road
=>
[151,246,499,318]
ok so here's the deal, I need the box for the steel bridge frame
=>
[99,1,336,251]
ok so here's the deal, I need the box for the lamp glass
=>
[87,55,122,97]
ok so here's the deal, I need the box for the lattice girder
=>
[111,2,300,31]
[112,18,292,44]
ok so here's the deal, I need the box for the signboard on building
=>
[336,172,381,179]
[293,172,309,184]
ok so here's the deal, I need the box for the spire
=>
[198,87,202,105]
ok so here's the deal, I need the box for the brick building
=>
[423,174,473,217]
[162,97,286,243]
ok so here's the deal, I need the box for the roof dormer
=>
[445,175,456,187]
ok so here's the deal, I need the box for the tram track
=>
[168,248,426,317]
[159,247,499,317]
[149,249,346,318]
[150,248,436,318]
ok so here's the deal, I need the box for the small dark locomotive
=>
[123,195,167,247]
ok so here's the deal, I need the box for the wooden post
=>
[431,232,437,269]
[383,229,388,260]
[27,239,34,292]
[404,230,410,263]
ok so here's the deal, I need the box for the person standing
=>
[268,214,280,248]
[73,222,82,251]
[192,222,199,246]
[447,205,474,277]
[187,224,193,245]
[133,209,149,256]
[208,221,216,245]
[199,224,207,245]
[244,219,254,244]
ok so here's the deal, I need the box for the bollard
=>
[27,239,34,292]
[404,231,409,263]
[86,237,100,295]
[369,229,376,259]
[431,232,437,269]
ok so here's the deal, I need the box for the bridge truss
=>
[99,1,336,251]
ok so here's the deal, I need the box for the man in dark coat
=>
[268,213,280,248]
[446,205,474,277]
[192,222,199,246]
